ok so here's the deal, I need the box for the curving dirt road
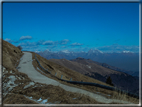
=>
[17,52,133,104]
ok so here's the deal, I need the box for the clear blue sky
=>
[3,3,139,52]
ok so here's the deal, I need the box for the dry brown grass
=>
[3,63,104,104]
[2,40,24,71]
[3,93,38,104]
[111,88,139,104]
[2,40,105,104]
[13,83,103,104]
[2,39,139,104]
[31,52,139,104]
[33,52,112,86]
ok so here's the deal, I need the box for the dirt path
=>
[17,52,133,104]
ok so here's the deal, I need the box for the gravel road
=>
[17,52,133,104]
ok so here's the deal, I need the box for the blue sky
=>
[3,2,139,52]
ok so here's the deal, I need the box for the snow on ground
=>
[24,95,58,104]
[3,75,18,97]
[86,65,91,69]
[24,82,35,89]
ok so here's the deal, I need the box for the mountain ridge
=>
[49,57,139,95]
[36,49,139,76]
[2,39,139,104]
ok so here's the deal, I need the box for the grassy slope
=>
[2,40,24,71]
[2,39,139,104]
[32,52,139,104]
[2,40,104,104]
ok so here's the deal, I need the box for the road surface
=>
[17,52,133,104]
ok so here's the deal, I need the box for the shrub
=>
[17,46,22,50]
[106,76,114,86]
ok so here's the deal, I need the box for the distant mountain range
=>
[36,49,139,77]
[49,57,139,95]
[2,39,139,104]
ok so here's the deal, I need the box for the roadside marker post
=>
[70,78,72,81]
[61,75,63,79]
[55,72,57,76]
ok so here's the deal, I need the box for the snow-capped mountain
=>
[122,51,134,53]
[36,48,139,74]
[43,49,51,52]
[35,51,40,53]
[88,49,103,55]
[59,50,72,54]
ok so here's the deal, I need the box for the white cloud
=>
[37,40,44,45]
[60,39,70,45]
[43,41,55,45]
[20,36,32,40]
[18,41,37,46]
[5,38,13,43]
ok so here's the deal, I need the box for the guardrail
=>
[35,54,139,99]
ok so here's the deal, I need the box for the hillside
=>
[49,57,139,95]
[2,39,139,104]
[36,49,139,74]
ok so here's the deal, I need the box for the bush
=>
[17,46,22,50]
[106,76,114,86]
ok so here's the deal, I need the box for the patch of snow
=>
[18,77,21,80]
[86,65,91,69]
[10,70,12,73]
[24,96,52,104]
[41,99,48,104]
[3,75,18,97]
[37,98,42,101]
[24,82,35,89]
[2,68,5,73]
[3,67,5,70]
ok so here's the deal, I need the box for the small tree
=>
[106,76,114,86]
[17,45,22,50]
